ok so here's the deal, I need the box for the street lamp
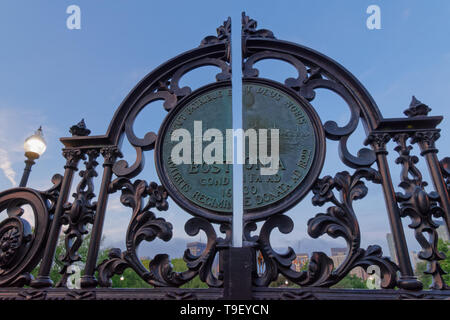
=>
[19,126,47,187]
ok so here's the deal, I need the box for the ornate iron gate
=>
[0,14,449,300]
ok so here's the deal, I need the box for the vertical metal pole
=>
[222,247,254,300]
[81,147,120,288]
[19,159,35,187]
[368,134,422,290]
[222,13,254,300]
[31,149,82,288]
[231,10,243,248]
[416,134,450,233]
[423,151,450,231]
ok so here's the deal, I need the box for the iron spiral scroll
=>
[0,13,448,300]
[0,175,61,287]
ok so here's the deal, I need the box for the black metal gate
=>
[0,14,449,300]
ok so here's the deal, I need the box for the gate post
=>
[222,247,254,299]
[366,133,423,290]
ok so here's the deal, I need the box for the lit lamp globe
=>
[24,126,47,160]
[19,126,47,187]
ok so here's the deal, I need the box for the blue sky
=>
[0,1,449,259]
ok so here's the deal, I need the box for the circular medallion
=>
[155,79,325,222]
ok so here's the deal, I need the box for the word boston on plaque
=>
[156,79,325,222]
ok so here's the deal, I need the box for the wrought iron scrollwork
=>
[148,218,230,288]
[39,174,63,214]
[97,178,229,288]
[113,25,231,180]
[246,168,398,288]
[440,157,450,193]
[169,59,231,100]
[242,29,375,169]
[57,149,100,287]
[200,17,231,47]
[242,12,275,40]
[112,90,178,179]
[0,174,62,287]
[394,133,448,289]
[0,217,32,272]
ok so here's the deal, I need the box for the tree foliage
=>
[331,274,367,289]
[110,258,208,288]
[414,239,450,289]
[31,232,109,285]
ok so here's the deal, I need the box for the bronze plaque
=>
[242,83,316,211]
[156,80,324,221]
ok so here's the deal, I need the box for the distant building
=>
[331,248,347,256]
[187,242,206,256]
[255,251,309,274]
[436,221,449,242]
[292,253,309,272]
[330,247,367,281]
[386,233,398,265]
[330,253,346,268]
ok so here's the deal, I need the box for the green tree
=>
[269,274,298,288]
[331,274,367,289]
[111,257,209,288]
[414,239,450,288]
[30,232,212,288]
[440,239,450,285]
[268,263,368,289]
[31,232,109,286]
[269,262,306,288]
[111,266,152,288]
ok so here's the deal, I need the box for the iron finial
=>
[404,96,431,117]
[69,118,91,136]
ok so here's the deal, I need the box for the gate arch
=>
[0,14,448,299]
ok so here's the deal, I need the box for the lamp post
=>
[19,126,47,187]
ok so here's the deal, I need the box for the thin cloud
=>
[0,105,51,189]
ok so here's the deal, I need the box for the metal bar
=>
[377,153,420,287]
[419,142,450,233]
[31,149,82,288]
[19,159,35,187]
[80,166,112,286]
[81,147,119,288]
[231,12,243,247]
[368,134,422,290]
[429,154,450,232]
[222,247,254,299]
